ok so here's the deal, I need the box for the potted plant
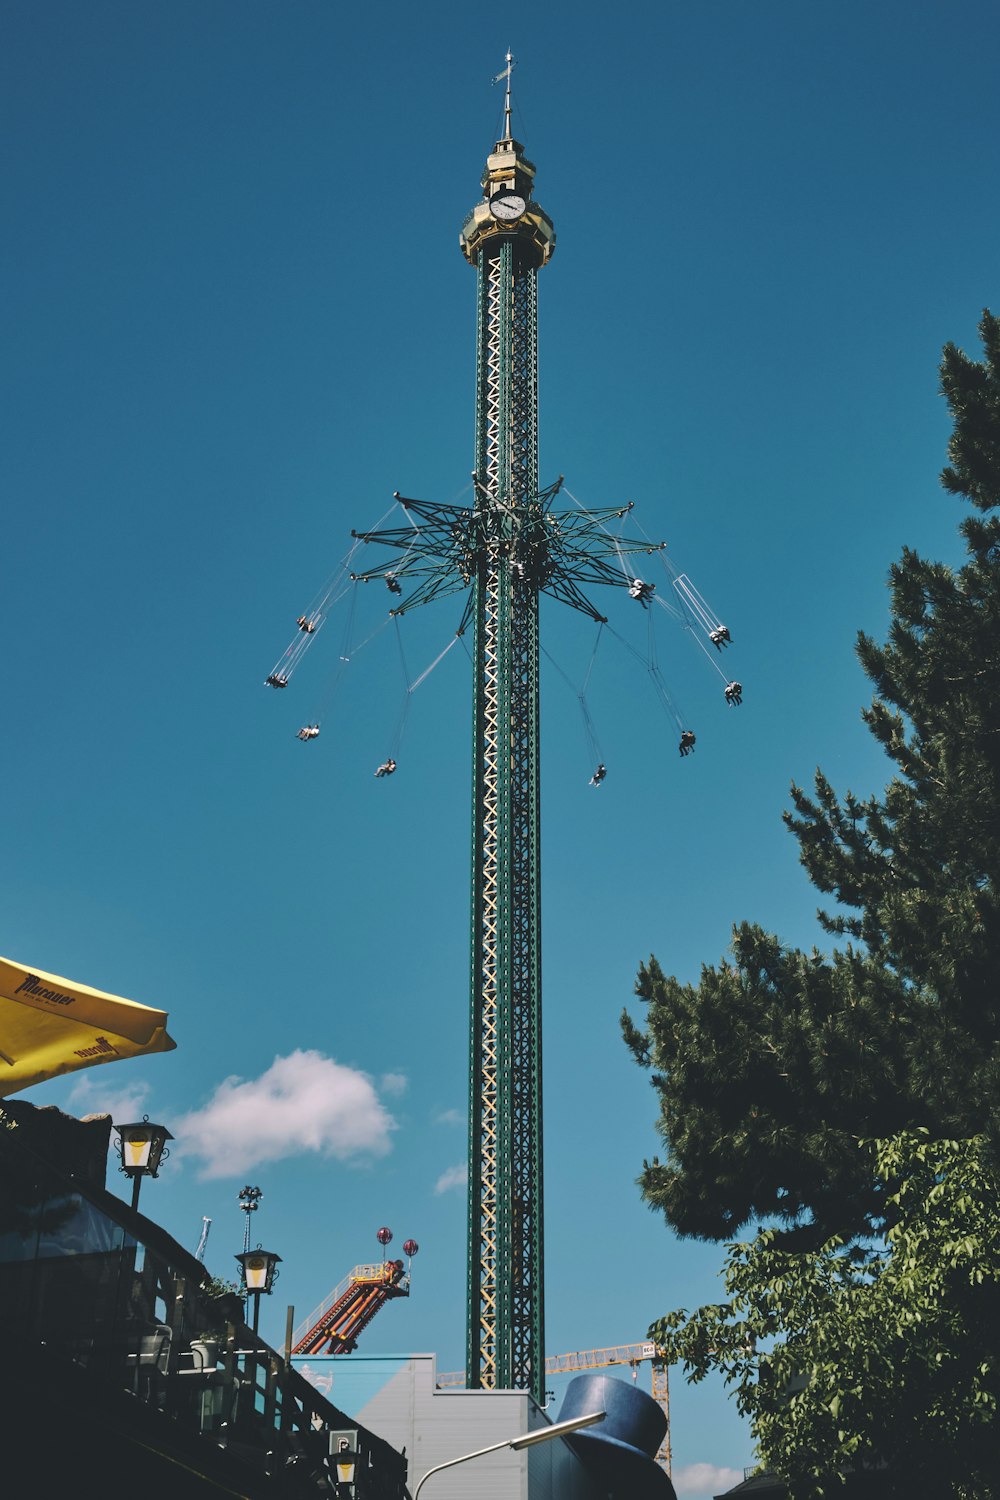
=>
[193,1275,244,1366]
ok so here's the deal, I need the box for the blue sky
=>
[4,2,999,1492]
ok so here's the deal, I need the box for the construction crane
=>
[292,1229,419,1357]
[435,1341,671,1473]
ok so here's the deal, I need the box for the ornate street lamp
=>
[235,1245,281,1335]
[113,1115,173,1211]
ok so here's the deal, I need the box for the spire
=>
[498,49,514,141]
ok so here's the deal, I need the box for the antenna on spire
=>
[493,49,516,139]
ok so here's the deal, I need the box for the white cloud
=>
[434,1107,464,1127]
[673,1463,744,1498]
[174,1050,396,1179]
[434,1162,467,1195]
[379,1072,408,1097]
[67,1074,151,1129]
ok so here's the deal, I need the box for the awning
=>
[0,955,176,1097]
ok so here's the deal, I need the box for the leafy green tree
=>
[651,1132,1000,1499]
[623,310,1000,1245]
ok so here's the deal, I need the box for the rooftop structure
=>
[0,1099,407,1497]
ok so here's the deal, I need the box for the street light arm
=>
[412,1436,521,1499]
[411,1411,605,1499]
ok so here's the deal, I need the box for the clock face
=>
[489,189,527,222]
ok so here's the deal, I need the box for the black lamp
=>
[235,1246,281,1334]
[113,1115,173,1211]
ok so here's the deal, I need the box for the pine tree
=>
[622,311,1000,1244]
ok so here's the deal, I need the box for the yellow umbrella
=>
[0,955,176,1097]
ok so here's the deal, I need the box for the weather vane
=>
[493,49,516,138]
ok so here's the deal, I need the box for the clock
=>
[489,189,527,222]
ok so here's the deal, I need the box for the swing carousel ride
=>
[261,57,743,1407]
[264,492,741,778]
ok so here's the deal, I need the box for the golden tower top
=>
[459,52,556,269]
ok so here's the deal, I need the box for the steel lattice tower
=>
[461,77,554,1402]
[345,63,666,1405]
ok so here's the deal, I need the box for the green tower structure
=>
[344,61,666,1404]
[458,65,555,1400]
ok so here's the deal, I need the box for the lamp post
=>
[235,1246,281,1336]
[113,1116,173,1211]
[238,1184,262,1252]
[410,1409,606,1499]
